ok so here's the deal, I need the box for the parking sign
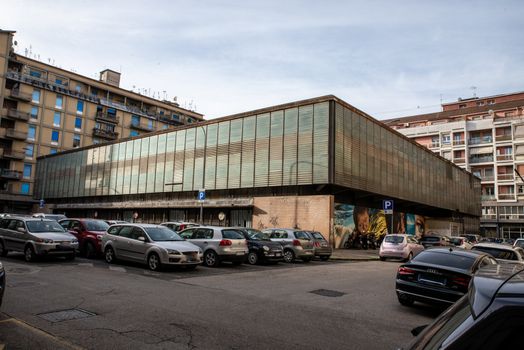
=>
[383,199,393,214]
[198,189,206,201]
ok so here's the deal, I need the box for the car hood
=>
[153,241,201,252]
[31,231,77,241]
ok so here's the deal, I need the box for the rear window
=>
[311,232,325,240]
[222,229,244,239]
[450,238,464,245]
[294,231,311,240]
[385,235,405,244]
[85,220,110,231]
[421,236,441,242]
[472,246,518,260]
[412,251,476,270]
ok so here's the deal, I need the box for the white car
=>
[472,243,524,264]
[379,234,424,261]
[449,236,473,250]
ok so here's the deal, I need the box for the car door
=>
[67,220,83,243]
[6,219,27,252]
[113,226,134,260]
[192,228,215,251]
[126,227,150,262]
[0,219,13,250]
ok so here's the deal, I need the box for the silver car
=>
[102,224,203,271]
[0,217,78,261]
[379,234,424,261]
[178,226,248,267]
[263,228,315,263]
[305,231,333,261]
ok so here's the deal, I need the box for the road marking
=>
[108,266,126,273]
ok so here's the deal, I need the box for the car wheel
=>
[247,251,259,265]
[105,247,116,264]
[24,245,36,262]
[283,249,295,263]
[203,250,219,267]
[405,252,413,262]
[0,241,8,257]
[320,255,330,261]
[84,241,96,259]
[397,293,414,306]
[147,253,162,271]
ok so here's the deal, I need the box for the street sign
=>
[198,189,206,201]
[39,199,45,208]
[383,199,394,214]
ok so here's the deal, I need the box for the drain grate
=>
[37,308,96,323]
[309,289,346,297]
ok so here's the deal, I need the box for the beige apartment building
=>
[384,91,524,238]
[0,29,204,212]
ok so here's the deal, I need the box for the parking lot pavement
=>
[330,248,380,261]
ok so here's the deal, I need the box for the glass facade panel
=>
[283,108,298,185]
[269,111,284,186]
[254,114,270,187]
[183,129,195,191]
[164,132,177,190]
[138,138,149,193]
[193,127,206,190]
[240,116,256,188]
[129,139,141,194]
[204,124,218,190]
[155,134,167,193]
[216,122,230,189]
[173,130,186,190]
[146,136,158,193]
[297,105,313,184]
[228,120,242,188]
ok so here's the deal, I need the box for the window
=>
[30,106,38,119]
[73,134,81,148]
[51,130,60,143]
[130,130,139,137]
[132,115,140,126]
[32,89,40,103]
[27,125,36,140]
[56,95,63,109]
[21,183,30,195]
[172,114,179,121]
[147,119,154,129]
[50,148,57,155]
[75,85,81,92]
[29,70,42,78]
[75,117,82,130]
[25,144,34,157]
[53,112,61,127]
[76,100,84,114]
[442,134,451,144]
[459,104,467,109]
[23,164,32,179]
[55,78,62,85]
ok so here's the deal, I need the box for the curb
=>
[329,256,380,261]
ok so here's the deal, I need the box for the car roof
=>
[423,247,488,258]
[473,242,516,250]
[470,262,524,318]
[112,223,162,228]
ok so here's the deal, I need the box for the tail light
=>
[452,276,471,288]
[314,241,321,248]
[219,239,232,246]
[293,239,302,247]
[398,267,415,275]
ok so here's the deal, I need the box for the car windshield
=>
[421,236,440,242]
[245,229,270,241]
[515,240,524,249]
[294,231,311,240]
[145,227,184,241]
[26,220,66,233]
[222,229,244,239]
[472,246,518,260]
[385,235,405,244]
[450,238,464,245]
[412,251,476,270]
[85,220,110,231]
[311,232,325,240]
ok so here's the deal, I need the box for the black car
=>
[396,248,497,307]
[233,228,284,265]
[404,262,524,349]
[0,261,5,308]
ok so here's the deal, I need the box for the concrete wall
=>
[252,195,334,244]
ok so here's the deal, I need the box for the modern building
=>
[384,91,524,238]
[0,29,203,213]
[35,95,481,247]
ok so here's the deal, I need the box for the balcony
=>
[452,139,465,146]
[497,174,514,181]
[428,142,440,149]
[8,89,32,102]
[498,194,516,200]
[93,128,118,140]
[481,195,496,201]
[0,169,22,180]
[453,157,466,164]
[496,154,513,162]
[469,156,494,164]
[480,175,495,182]
[0,148,25,160]
[469,136,493,145]
[95,111,119,124]
[5,129,28,140]
[159,115,184,126]
[495,134,512,142]
[129,121,155,132]
[2,108,30,121]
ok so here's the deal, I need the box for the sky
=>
[2,0,523,120]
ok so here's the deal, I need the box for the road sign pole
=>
[198,189,205,225]
[391,212,394,234]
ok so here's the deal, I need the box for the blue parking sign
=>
[383,199,393,213]
[39,199,45,208]
[198,189,206,201]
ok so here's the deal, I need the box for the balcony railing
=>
[452,139,465,146]
[481,195,496,201]
[495,134,512,142]
[0,148,25,160]
[480,175,494,181]
[497,174,514,181]
[428,142,440,149]
[8,89,32,101]
[129,121,155,132]
[481,214,497,219]
[453,157,466,164]
[5,129,28,140]
[93,128,119,140]
[95,111,119,124]
[498,194,516,200]
[159,115,184,126]
[469,156,494,164]
[2,108,30,121]
[0,169,22,180]
[469,136,493,145]
[496,154,513,162]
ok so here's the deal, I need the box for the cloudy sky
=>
[2,0,523,120]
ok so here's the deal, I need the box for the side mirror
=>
[17,227,26,233]
[138,236,146,242]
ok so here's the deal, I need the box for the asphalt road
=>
[0,254,442,350]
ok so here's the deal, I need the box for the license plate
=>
[321,243,328,247]
[418,274,446,285]
[62,241,70,245]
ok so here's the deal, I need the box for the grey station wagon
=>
[0,217,78,261]
[263,228,315,263]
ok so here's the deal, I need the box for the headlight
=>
[71,239,78,244]
[43,239,54,244]
[262,245,270,251]
[166,249,180,255]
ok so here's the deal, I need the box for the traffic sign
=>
[198,189,206,201]
[39,199,45,208]
[383,199,393,214]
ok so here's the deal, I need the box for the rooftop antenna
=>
[470,86,477,97]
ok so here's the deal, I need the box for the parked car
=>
[59,219,110,258]
[396,247,497,307]
[463,234,481,245]
[0,217,78,261]
[404,262,524,350]
[160,222,199,233]
[449,236,473,250]
[262,228,315,263]
[513,238,524,249]
[105,220,128,226]
[471,242,524,263]
[178,226,248,267]
[418,234,452,248]
[102,223,203,271]
[233,227,284,265]
[305,231,332,261]
[32,213,67,221]
[379,234,424,261]
[0,261,5,308]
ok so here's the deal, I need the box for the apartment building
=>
[384,91,524,238]
[0,29,204,213]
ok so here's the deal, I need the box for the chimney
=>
[99,69,121,87]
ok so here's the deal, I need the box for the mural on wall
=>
[333,204,427,249]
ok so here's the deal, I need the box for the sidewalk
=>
[330,248,380,261]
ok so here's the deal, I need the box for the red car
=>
[59,219,110,258]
